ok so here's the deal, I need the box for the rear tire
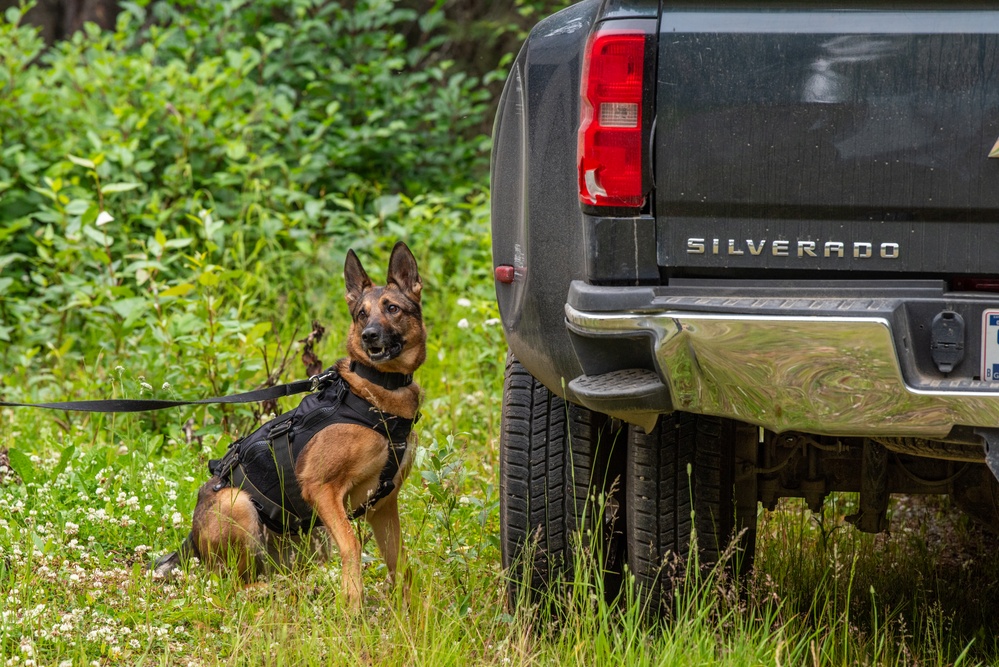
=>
[625,413,758,615]
[499,354,625,608]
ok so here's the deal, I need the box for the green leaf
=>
[244,321,272,345]
[53,445,76,478]
[64,199,92,215]
[160,283,195,298]
[110,296,147,319]
[6,449,35,485]
[102,182,142,194]
[67,154,96,170]
[82,225,113,246]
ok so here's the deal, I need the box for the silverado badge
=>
[991,135,999,158]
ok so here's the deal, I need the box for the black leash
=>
[0,372,337,413]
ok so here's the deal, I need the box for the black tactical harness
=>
[208,362,416,533]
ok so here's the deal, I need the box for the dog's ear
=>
[387,242,422,302]
[344,249,372,306]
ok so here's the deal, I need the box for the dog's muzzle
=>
[361,327,402,363]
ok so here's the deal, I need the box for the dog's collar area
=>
[348,360,413,391]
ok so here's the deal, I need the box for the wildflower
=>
[457,297,472,308]
[457,318,470,329]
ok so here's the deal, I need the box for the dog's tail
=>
[149,532,198,578]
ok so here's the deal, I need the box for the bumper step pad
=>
[568,369,671,431]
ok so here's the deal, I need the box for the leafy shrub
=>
[0,0,493,412]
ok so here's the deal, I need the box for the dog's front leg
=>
[308,484,363,610]
[366,494,409,600]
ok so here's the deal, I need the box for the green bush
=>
[0,0,493,409]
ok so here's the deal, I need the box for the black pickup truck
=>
[491,0,999,610]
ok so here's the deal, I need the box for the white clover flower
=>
[457,297,472,308]
[457,318,470,329]
[162,382,171,390]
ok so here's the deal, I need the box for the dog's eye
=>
[357,308,368,323]
[386,304,400,315]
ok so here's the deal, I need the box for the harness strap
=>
[350,442,408,519]
[270,425,317,529]
[340,390,415,445]
[229,463,301,533]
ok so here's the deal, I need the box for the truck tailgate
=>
[655,7,999,273]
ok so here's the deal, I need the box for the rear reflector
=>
[495,265,516,284]
[578,29,647,208]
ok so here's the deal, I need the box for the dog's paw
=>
[149,550,183,579]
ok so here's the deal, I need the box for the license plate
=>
[983,311,999,381]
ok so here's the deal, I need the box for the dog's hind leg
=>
[190,481,266,581]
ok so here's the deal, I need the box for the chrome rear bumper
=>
[565,302,999,438]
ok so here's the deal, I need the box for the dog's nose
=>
[362,327,380,344]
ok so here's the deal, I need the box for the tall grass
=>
[5,371,999,665]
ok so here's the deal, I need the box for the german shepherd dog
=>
[153,242,425,609]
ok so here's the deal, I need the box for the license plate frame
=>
[982,310,999,381]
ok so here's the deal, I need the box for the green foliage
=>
[0,0,493,418]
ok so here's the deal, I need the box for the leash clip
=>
[309,369,338,392]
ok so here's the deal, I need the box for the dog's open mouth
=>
[364,342,402,363]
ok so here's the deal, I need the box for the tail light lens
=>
[578,28,648,208]
[952,277,999,293]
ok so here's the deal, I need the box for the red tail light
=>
[578,28,647,208]
[952,277,999,293]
